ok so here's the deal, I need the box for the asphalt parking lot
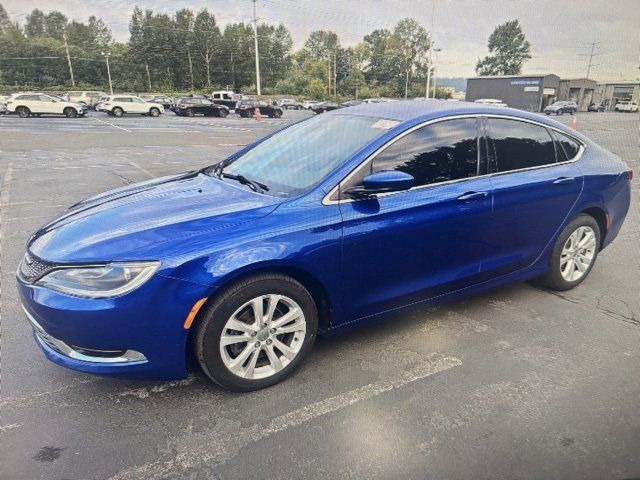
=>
[1,109,638,480]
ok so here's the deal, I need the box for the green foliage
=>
[475,19,531,76]
[0,4,454,100]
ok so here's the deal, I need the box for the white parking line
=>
[91,117,132,133]
[107,355,462,479]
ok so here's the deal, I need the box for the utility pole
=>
[252,0,261,96]
[187,50,194,92]
[145,64,152,92]
[586,41,598,79]
[425,0,436,98]
[432,47,441,99]
[334,51,337,97]
[102,52,113,95]
[62,30,75,87]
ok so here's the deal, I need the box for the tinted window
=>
[114,97,132,102]
[371,118,479,187]
[554,132,581,161]
[487,119,556,172]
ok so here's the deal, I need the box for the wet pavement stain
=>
[33,446,63,462]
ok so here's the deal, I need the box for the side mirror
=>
[344,170,414,198]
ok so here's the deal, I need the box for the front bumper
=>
[18,273,212,381]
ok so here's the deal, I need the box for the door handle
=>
[457,191,488,201]
[553,176,575,185]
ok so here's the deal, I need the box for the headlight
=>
[36,262,160,298]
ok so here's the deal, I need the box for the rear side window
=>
[487,118,556,172]
[553,131,581,161]
[114,97,132,102]
[372,118,479,187]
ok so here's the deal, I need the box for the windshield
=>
[219,114,393,197]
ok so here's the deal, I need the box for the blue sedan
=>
[17,101,632,391]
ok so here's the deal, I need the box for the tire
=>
[273,110,282,118]
[194,273,318,391]
[283,105,288,110]
[557,109,564,115]
[185,108,195,117]
[64,107,77,118]
[217,109,228,118]
[149,107,160,117]
[112,107,124,117]
[537,214,600,291]
[16,106,30,118]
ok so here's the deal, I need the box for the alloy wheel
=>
[219,294,307,380]
[560,226,597,281]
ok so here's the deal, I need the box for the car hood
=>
[28,171,282,263]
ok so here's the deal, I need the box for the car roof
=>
[328,100,590,141]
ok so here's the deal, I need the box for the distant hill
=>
[436,77,467,92]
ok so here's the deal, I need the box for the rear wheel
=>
[273,109,282,118]
[557,109,564,115]
[149,107,160,117]
[537,214,600,291]
[112,107,124,117]
[64,107,77,118]
[16,106,30,118]
[194,273,318,391]
[217,109,228,118]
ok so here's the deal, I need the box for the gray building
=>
[557,78,597,111]
[465,74,560,112]
[593,81,640,110]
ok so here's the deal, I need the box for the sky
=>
[3,0,639,81]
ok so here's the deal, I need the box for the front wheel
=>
[64,107,77,118]
[185,108,195,117]
[149,107,160,117]
[537,214,600,291]
[273,110,282,118]
[217,109,228,118]
[557,109,564,115]
[194,273,318,391]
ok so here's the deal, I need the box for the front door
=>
[338,117,496,321]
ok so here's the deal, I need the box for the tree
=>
[0,3,11,33]
[475,19,531,76]
[193,9,220,87]
[24,8,45,37]
[387,18,429,98]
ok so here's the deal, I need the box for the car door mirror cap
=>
[345,171,415,198]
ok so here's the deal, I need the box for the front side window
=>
[370,118,479,188]
[487,118,556,172]
[220,114,391,197]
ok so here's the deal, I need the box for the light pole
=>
[102,52,113,95]
[431,47,442,99]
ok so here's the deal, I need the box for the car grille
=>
[18,252,57,283]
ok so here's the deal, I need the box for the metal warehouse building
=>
[465,74,560,112]
[593,81,640,110]
[557,78,597,111]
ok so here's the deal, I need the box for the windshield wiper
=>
[204,162,269,192]
[221,173,269,192]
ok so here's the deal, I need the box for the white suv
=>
[614,101,639,112]
[101,95,164,117]
[6,93,87,118]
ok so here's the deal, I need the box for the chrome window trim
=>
[321,113,585,206]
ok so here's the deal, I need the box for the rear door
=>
[483,116,583,276]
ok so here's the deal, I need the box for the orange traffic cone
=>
[571,115,577,130]
[254,107,262,121]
